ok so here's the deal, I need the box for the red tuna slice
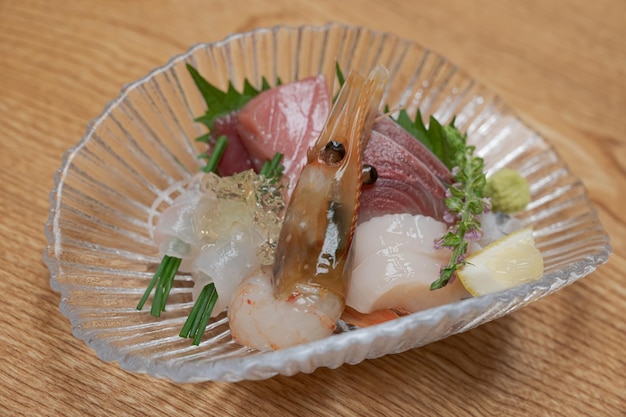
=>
[359,129,449,223]
[373,116,452,183]
[236,75,331,190]
[210,112,255,177]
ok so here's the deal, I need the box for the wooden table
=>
[1,1,624,415]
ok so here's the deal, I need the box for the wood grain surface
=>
[1,0,624,415]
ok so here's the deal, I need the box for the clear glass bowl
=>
[44,23,611,383]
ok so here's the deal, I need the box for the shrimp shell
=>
[272,66,389,300]
[228,67,388,350]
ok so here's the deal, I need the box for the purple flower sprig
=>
[430,143,489,290]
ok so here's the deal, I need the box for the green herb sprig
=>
[392,109,488,290]
[430,142,488,290]
[326,63,490,290]
[186,63,278,142]
[394,109,465,171]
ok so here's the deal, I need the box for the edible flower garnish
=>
[339,62,490,291]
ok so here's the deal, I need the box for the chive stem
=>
[335,61,345,87]
[137,255,182,316]
[260,152,284,178]
[259,160,270,176]
[202,135,228,173]
[267,152,283,177]
[179,283,219,345]
[136,259,166,311]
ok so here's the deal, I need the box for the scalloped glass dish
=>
[44,23,611,383]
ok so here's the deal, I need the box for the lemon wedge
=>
[457,227,543,296]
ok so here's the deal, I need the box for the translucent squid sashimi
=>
[153,170,285,317]
[153,175,212,272]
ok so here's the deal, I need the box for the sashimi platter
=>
[45,24,611,382]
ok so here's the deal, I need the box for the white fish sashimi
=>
[347,213,470,314]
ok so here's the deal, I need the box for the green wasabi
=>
[484,168,530,213]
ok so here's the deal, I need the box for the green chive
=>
[137,255,182,317]
[179,283,219,345]
[202,135,228,173]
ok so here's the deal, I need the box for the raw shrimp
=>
[228,66,389,351]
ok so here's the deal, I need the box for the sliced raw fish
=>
[236,75,331,188]
[346,213,470,314]
[219,77,450,220]
[209,112,255,177]
[359,129,449,223]
[372,116,452,182]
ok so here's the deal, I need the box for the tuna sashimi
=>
[210,113,255,177]
[216,76,450,222]
[359,177,444,223]
[236,75,331,189]
[372,116,452,182]
[359,123,450,223]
